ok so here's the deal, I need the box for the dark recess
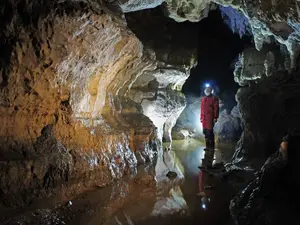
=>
[182,9,252,111]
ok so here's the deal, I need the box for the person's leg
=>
[211,131,215,149]
[203,129,210,148]
[206,129,213,149]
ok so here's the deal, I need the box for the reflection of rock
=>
[153,148,186,216]
[214,105,242,142]
[151,185,187,216]
[1,162,158,224]
[172,129,192,140]
[166,171,177,180]
[155,150,184,183]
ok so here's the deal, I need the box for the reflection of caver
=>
[197,170,213,209]
[200,84,219,149]
[199,147,215,170]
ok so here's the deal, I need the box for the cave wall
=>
[232,46,300,167]
[125,8,198,142]
[144,0,300,167]
[120,0,300,167]
[0,1,197,207]
[1,0,299,208]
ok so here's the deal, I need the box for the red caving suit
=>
[200,95,219,130]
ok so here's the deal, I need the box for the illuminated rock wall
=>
[0,1,197,207]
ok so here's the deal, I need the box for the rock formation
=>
[214,105,242,142]
[172,96,202,140]
[230,131,300,225]
[1,0,300,216]
[159,0,300,69]
[123,0,300,169]
[158,0,300,168]
[0,1,197,207]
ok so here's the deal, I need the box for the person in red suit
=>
[200,84,219,149]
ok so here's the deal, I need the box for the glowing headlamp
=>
[205,83,210,88]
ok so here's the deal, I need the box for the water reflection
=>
[152,146,187,216]
[2,139,236,225]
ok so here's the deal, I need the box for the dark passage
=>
[183,9,252,111]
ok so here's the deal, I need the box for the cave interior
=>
[1,0,300,224]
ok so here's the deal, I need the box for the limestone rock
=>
[119,0,163,12]
[172,96,202,139]
[214,106,242,142]
[230,132,300,225]
[126,8,198,142]
[159,0,300,72]
[163,0,217,22]
[219,5,252,38]
[0,1,197,207]
[231,70,300,169]
[234,46,288,86]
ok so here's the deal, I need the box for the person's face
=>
[204,87,212,96]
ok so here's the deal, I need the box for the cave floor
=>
[1,139,237,225]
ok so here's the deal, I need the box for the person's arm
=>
[213,97,219,121]
[200,97,205,122]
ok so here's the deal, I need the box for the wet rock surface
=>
[230,132,300,225]
[172,96,202,140]
[0,1,197,208]
[214,106,242,143]
[232,70,300,168]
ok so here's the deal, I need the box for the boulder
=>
[214,105,242,142]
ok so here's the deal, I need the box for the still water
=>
[2,139,236,225]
